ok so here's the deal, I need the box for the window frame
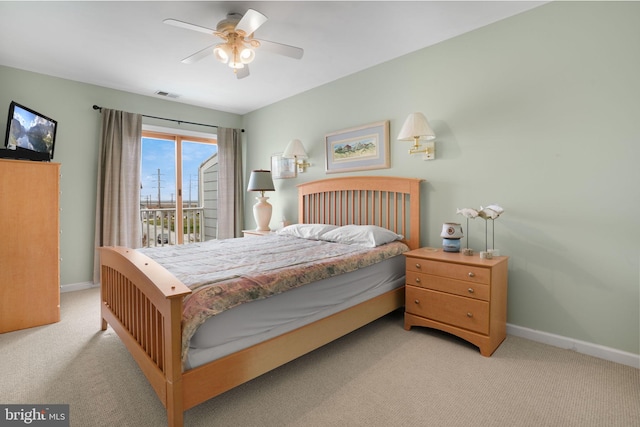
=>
[141,129,217,245]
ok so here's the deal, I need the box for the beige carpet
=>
[0,288,638,427]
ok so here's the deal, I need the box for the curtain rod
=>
[92,105,244,132]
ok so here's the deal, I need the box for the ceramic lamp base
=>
[253,196,273,231]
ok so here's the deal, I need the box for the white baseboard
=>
[60,281,99,293]
[507,323,639,369]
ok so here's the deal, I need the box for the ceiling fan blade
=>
[236,9,267,36]
[181,44,216,64]
[236,66,250,80]
[164,18,217,36]
[255,39,304,59]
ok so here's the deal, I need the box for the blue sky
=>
[141,137,217,205]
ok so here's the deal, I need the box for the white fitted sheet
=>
[185,254,405,369]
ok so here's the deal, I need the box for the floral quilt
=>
[138,235,408,364]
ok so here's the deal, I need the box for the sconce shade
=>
[282,139,308,159]
[397,112,436,141]
[247,170,275,192]
[283,139,311,173]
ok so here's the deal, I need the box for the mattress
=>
[185,254,405,369]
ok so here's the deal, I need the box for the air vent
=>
[155,90,179,99]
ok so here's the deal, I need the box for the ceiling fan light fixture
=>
[228,59,245,69]
[213,44,231,64]
[165,8,303,78]
[240,46,255,64]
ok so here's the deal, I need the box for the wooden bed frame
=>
[99,175,423,427]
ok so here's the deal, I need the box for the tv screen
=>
[4,101,57,159]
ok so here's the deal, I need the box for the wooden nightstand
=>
[403,248,508,356]
[242,229,275,237]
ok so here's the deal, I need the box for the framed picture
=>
[325,120,390,173]
[271,153,297,179]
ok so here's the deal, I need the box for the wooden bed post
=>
[165,296,185,427]
[99,247,191,427]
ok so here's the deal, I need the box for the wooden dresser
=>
[404,247,508,356]
[0,159,60,333]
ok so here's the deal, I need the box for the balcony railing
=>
[140,207,204,248]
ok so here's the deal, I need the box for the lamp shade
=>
[397,112,436,141]
[247,170,275,192]
[282,139,308,159]
[213,43,232,64]
[240,46,255,64]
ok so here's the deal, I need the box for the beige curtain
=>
[217,127,244,238]
[93,109,142,283]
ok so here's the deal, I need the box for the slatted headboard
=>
[297,176,424,250]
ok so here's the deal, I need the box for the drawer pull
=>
[468,288,474,294]
[415,263,422,269]
[467,312,473,318]
[415,277,421,283]
[414,299,420,305]
[468,272,475,278]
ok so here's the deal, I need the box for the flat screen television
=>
[4,101,57,160]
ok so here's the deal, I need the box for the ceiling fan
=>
[164,9,304,79]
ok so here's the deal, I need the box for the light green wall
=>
[0,66,242,285]
[242,2,640,355]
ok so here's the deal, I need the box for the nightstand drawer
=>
[405,257,490,285]
[406,271,490,301]
[406,286,489,334]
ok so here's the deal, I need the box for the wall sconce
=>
[283,139,310,173]
[397,112,436,160]
[247,169,275,231]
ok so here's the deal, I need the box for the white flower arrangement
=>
[478,204,504,220]
[457,204,504,252]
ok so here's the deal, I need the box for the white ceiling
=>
[0,1,544,115]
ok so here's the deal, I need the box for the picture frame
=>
[325,120,390,174]
[271,153,297,179]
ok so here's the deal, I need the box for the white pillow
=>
[320,225,404,248]
[276,223,339,240]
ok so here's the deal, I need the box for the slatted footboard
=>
[99,247,191,427]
